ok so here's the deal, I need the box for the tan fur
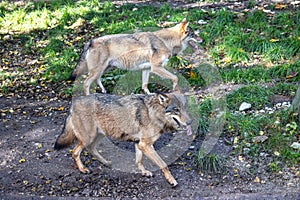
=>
[70,18,202,95]
[54,92,192,186]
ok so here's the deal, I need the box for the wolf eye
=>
[173,107,180,113]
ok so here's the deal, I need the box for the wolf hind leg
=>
[96,77,107,94]
[86,134,112,167]
[84,57,108,95]
[72,141,90,173]
[135,143,153,177]
[84,68,106,95]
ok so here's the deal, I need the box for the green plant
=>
[197,99,212,136]
[285,122,298,136]
[227,85,272,110]
[194,150,226,173]
[268,162,281,172]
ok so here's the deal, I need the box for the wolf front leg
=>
[137,142,178,187]
[135,143,153,177]
[142,69,151,94]
[151,66,179,92]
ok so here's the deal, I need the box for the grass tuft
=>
[194,150,226,174]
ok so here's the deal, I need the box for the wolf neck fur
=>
[155,27,182,54]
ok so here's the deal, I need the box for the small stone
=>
[243,148,250,154]
[3,35,11,40]
[276,103,282,108]
[239,102,252,111]
[282,102,288,106]
[252,135,268,143]
[197,19,207,25]
[290,142,300,150]
[259,152,268,157]
[189,145,195,150]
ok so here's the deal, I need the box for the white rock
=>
[189,145,195,150]
[290,142,300,150]
[3,35,10,40]
[198,19,207,25]
[239,102,252,111]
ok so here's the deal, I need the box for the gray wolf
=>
[69,18,202,95]
[54,92,192,186]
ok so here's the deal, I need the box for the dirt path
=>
[0,85,299,199]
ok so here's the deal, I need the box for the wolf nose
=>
[186,119,193,125]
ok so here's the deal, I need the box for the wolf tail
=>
[68,40,93,81]
[54,117,76,150]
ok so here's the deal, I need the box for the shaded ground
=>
[0,83,299,199]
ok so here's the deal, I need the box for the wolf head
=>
[157,93,193,135]
[172,18,203,54]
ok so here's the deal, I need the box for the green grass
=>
[1,1,299,82]
[0,0,299,172]
[194,150,226,173]
[227,85,272,110]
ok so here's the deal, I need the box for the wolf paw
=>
[169,179,178,187]
[104,160,112,168]
[142,170,153,177]
[79,167,90,174]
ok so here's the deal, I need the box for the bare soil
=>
[0,83,299,199]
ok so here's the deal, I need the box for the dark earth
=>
[1,83,299,199]
[1,0,300,199]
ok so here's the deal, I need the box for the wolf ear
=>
[158,94,169,105]
[178,18,189,33]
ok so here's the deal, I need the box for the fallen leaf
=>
[259,131,264,136]
[238,155,244,161]
[177,162,186,166]
[57,107,64,111]
[233,137,239,144]
[286,71,298,79]
[270,38,279,42]
[189,71,197,79]
[275,3,287,9]
[253,176,260,183]
[233,168,239,176]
